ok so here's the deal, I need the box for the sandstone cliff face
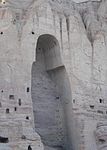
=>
[0,0,107,150]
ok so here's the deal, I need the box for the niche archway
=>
[31,34,77,150]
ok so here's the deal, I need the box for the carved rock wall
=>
[0,0,107,150]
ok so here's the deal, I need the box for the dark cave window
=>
[28,145,32,150]
[9,95,14,100]
[31,31,35,35]
[90,105,94,109]
[6,108,9,114]
[73,99,75,103]
[14,107,17,111]
[99,99,104,103]
[99,138,105,144]
[56,96,60,99]
[1,90,3,93]
[97,110,103,114]
[26,116,29,120]
[18,99,21,106]
[0,32,3,35]
[27,87,30,93]
[0,136,8,143]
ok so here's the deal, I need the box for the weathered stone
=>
[0,0,107,150]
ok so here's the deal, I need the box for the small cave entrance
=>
[31,34,77,150]
[0,136,9,143]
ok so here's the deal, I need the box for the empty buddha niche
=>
[0,0,106,150]
[32,34,75,150]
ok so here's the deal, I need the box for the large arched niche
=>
[31,34,78,150]
[36,34,64,70]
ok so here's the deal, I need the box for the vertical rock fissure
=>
[59,17,63,51]
[66,17,70,45]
